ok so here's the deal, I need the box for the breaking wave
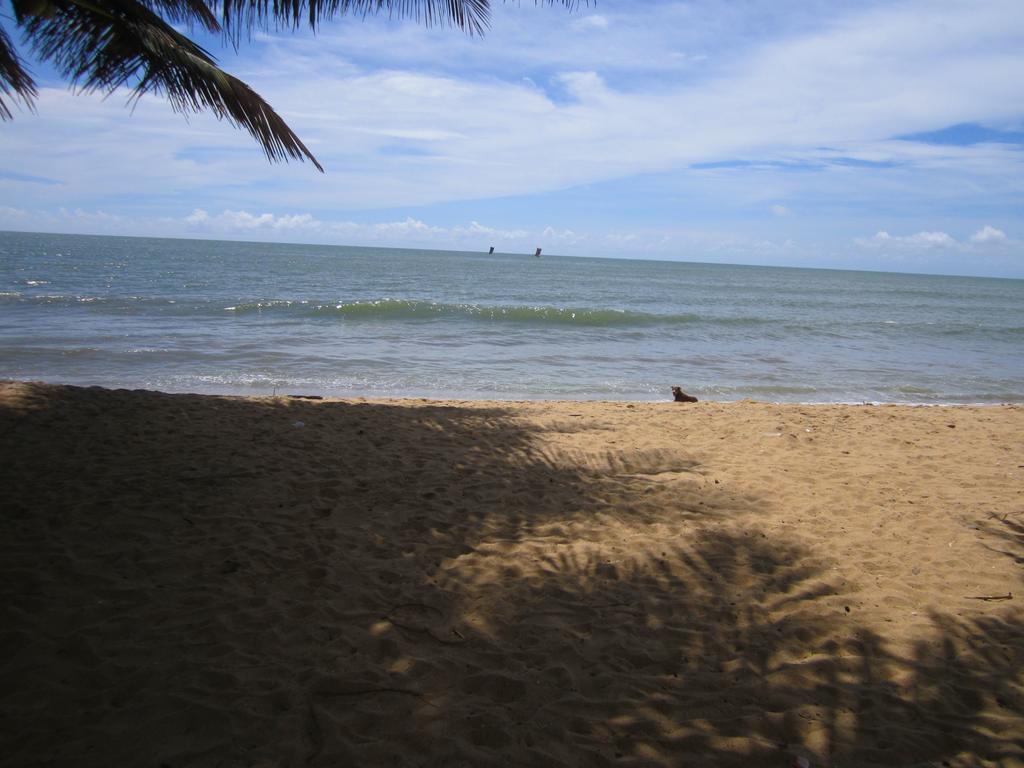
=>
[224,299,709,327]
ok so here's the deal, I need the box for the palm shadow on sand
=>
[1,382,1021,767]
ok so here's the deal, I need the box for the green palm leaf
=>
[13,0,322,168]
[2,0,581,170]
[219,0,491,37]
[0,23,37,119]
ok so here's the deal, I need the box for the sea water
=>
[1,231,1022,403]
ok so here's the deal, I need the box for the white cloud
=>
[605,233,637,243]
[855,227,1017,252]
[667,52,708,64]
[541,226,584,243]
[573,14,609,31]
[179,209,536,247]
[908,231,957,247]
[5,0,1022,215]
[453,221,528,240]
[373,217,441,234]
[198,209,319,230]
[1,1,1022,277]
[970,225,1008,243]
[856,230,957,248]
[0,206,31,221]
[553,70,610,102]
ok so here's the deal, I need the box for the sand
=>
[1,380,1021,767]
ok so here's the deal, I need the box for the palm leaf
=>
[15,0,323,169]
[219,0,492,38]
[216,1,581,42]
[0,23,38,119]
[135,0,222,31]
[6,0,583,168]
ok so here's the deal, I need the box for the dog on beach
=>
[671,386,698,403]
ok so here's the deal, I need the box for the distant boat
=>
[534,247,542,258]
[488,246,494,254]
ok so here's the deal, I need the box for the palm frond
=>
[7,0,584,167]
[219,0,491,37]
[0,23,38,119]
[17,0,322,169]
[217,0,582,37]
[136,0,222,32]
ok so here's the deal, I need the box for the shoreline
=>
[4,378,1021,408]
[6,231,1023,421]
[2,379,1021,766]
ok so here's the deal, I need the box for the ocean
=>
[1,231,1022,403]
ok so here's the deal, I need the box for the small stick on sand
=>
[966,593,1013,601]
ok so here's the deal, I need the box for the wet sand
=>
[1,380,1022,767]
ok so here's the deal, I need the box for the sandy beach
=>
[1,380,1021,767]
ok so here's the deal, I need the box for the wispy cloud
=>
[6,1,1022,207]
[970,225,1008,243]
[1,0,1022,275]
[856,226,1015,250]
[857,230,958,249]
[180,209,534,246]
[186,209,318,230]
[572,14,609,31]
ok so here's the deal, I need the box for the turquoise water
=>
[2,231,1022,402]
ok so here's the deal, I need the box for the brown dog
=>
[671,386,698,403]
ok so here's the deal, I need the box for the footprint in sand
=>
[386,603,466,644]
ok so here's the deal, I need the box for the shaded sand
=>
[1,381,1022,767]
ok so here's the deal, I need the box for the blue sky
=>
[1,0,1023,277]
